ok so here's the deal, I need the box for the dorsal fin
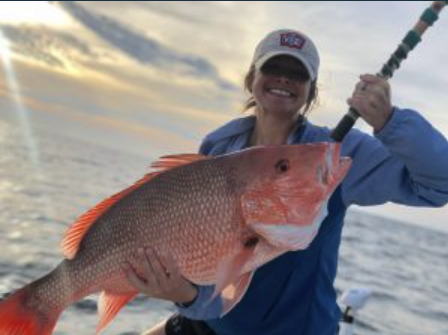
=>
[61,153,209,260]
[150,153,208,171]
[61,171,161,259]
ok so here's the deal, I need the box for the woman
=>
[127,29,448,335]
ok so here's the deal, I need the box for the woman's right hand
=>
[124,248,198,305]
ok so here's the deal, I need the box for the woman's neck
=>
[250,110,301,146]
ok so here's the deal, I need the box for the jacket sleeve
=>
[174,137,224,320]
[341,107,448,207]
[175,285,223,320]
[198,135,214,156]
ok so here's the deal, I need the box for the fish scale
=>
[64,157,240,295]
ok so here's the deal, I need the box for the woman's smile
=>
[265,87,297,98]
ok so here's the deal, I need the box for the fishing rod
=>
[331,1,448,142]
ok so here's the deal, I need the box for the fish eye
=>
[244,236,259,249]
[275,159,290,173]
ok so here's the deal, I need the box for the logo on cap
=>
[280,33,306,49]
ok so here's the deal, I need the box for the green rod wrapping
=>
[421,8,439,25]
[403,30,422,50]
[331,1,447,142]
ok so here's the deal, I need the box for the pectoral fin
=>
[213,240,257,300]
[220,271,254,317]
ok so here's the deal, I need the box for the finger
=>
[139,248,154,279]
[347,97,367,113]
[359,85,368,94]
[361,75,390,94]
[365,89,389,110]
[364,84,381,96]
[355,81,368,92]
[359,74,382,84]
[163,252,181,279]
[347,97,358,109]
[147,249,169,288]
[352,90,367,99]
[371,83,391,100]
[366,96,379,110]
[139,248,159,290]
[354,83,386,102]
[124,263,148,293]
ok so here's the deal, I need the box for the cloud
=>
[73,2,270,84]
[56,1,237,91]
[0,56,236,149]
[84,1,214,26]
[0,24,98,69]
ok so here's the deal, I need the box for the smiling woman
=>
[0,1,72,26]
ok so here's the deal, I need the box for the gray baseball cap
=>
[252,29,320,81]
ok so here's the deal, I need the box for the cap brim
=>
[254,50,316,81]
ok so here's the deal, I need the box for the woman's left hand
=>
[124,248,198,305]
[347,74,393,132]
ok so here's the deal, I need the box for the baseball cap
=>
[251,29,320,81]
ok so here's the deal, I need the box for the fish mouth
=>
[249,222,318,251]
[248,195,329,251]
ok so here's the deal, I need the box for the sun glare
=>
[0,2,72,27]
[0,31,11,66]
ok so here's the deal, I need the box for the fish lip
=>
[249,222,318,250]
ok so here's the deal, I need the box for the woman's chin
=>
[262,105,299,117]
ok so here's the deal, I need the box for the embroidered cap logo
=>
[280,33,306,49]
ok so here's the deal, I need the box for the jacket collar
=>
[209,114,308,153]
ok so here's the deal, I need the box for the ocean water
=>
[0,118,447,335]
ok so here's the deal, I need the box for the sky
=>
[1,1,448,232]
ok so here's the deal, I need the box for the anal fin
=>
[96,291,136,334]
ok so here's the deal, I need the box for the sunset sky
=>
[1,1,448,232]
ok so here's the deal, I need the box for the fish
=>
[0,143,351,335]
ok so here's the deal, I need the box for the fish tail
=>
[0,285,61,335]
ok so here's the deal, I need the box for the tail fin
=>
[0,287,60,335]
